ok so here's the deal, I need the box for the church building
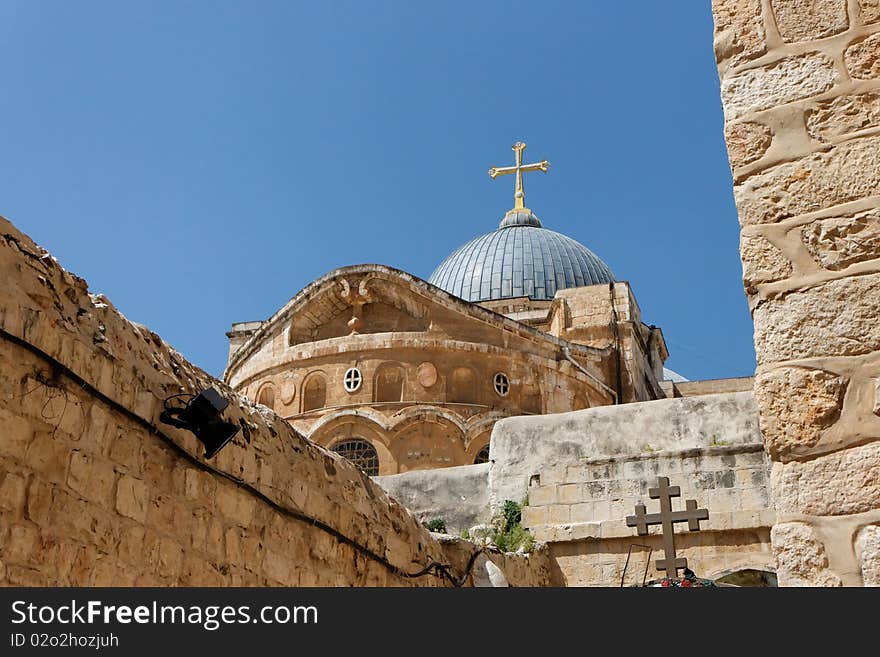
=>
[222,142,680,475]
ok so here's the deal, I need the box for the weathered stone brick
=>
[569,503,593,523]
[520,505,548,527]
[25,477,52,525]
[771,442,880,515]
[558,483,582,504]
[771,0,848,42]
[771,522,842,585]
[215,485,255,527]
[4,523,39,563]
[146,494,190,536]
[855,524,880,586]
[547,504,570,525]
[68,450,116,508]
[527,484,557,506]
[801,209,880,270]
[50,489,118,552]
[753,273,880,362]
[712,0,767,65]
[845,32,880,79]
[145,534,184,580]
[25,432,69,483]
[741,234,793,291]
[754,366,847,457]
[721,52,839,120]
[861,0,880,24]
[0,472,27,516]
[108,429,141,470]
[806,92,880,142]
[735,136,880,225]
[725,121,773,168]
[117,525,145,565]
[91,557,136,587]
[0,407,34,459]
[6,564,47,586]
[115,475,148,523]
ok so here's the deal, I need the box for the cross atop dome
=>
[488,141,550,229]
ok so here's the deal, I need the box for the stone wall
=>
[712,0,880,585]
[523,445,775,586]
[488,391,760,509]
[374,463,491,533]
[0,216,542,587]
[523,444,772,539]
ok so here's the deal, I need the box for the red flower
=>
[661,579,670,587]
[680,579,692,587]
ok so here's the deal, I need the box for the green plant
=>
[424,518,447,533]
[459,528,470,540]
[501,499,521,532]
[709,435,729,447]
[489,500,535,553]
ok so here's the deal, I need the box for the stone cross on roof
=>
[488,141,549,211]
[626,476,709,577]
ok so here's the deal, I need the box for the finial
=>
[488,141,550,213]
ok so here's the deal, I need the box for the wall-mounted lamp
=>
[160,387,240,459]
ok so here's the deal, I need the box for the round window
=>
[493,372,510,396]
[343,367,363,393]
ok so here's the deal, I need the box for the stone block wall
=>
[519,445,775,586]
[712,0,880,585]
[374,463,491,533]
[0,216,544,587]
[522,445,772,540]
[488,391,760,509]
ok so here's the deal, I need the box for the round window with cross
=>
[343,367,362,393]
[493,372,510,396]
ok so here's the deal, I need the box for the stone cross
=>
[625,476,709,577]
[488,141,549,210]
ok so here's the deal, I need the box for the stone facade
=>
[712,0,880,585]
[375,391,776,586]
[0,216,550,587]
[524,445,774,586]
[224,267,671,475]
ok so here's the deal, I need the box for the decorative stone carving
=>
[417,362,438,388]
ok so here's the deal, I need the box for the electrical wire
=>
[0,326,485,587]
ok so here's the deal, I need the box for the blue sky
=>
[0,1,755,381]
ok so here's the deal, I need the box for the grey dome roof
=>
[429,217,615,303]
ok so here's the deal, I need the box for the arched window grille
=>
[331,438,379,476]
[474,445,490,464]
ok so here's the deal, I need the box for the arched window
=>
[450,367,477,404]
[474,445,490,464]
[331,438,379,476]
[715,569,777,587]
[257,385,275,410]
[302,373,327,412]
[374,364,405,403]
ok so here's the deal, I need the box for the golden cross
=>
[488,141,549,211]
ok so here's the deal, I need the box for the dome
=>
[429,212,615,303]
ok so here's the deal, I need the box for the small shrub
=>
[424,518,447,533]
[501,499,521,532]
[489,500,535,553]
[459,528,471,540]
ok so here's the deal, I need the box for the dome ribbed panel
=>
[428,226,614,302]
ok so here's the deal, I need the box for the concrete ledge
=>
[374,463,491,532]
[488,391,761,508]
[532,509,778,544]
